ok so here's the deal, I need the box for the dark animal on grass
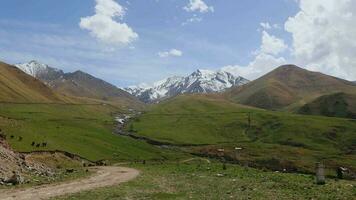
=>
[42,142,47,147]
[10,135,14,139]
[31,142,35,146]
[36,144,40,148]
[18,136,22,141]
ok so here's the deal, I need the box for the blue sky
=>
[1,0,355,87]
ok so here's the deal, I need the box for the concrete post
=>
[315,162,326,185]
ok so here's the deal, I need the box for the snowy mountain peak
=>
[15,61,63,78]
[15,61,64,85]
[125,68,249,103]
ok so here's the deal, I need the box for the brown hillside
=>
[226,65,356,110]
[0,62,67,103]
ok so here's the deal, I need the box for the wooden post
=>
[234,147,242,163]
[315,162,326,185]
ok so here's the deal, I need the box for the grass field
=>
[0,103,182,162]
[54,162,356,200]
[127,95,356,173]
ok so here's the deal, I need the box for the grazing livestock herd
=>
[0,129,48,148]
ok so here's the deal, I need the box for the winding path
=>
[0,166,139,200]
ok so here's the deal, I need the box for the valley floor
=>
[0,166,139,200]
[54,162,356,200]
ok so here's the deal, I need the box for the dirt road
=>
[0,166,139,200]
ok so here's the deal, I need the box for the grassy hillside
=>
[0,103,179,162]
[299,92,356,119]
[0,62,69,103]
[226,65,356,111]
[128,95,356,173]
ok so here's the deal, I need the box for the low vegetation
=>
[0,103,179,162]
[299,92,356,119]
[128,95,356,173]
[54,162,356,200]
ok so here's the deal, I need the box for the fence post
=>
[315,162,326,185]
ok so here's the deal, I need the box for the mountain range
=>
[10,60,356,119]
[15,61,142,108]
[125,69,249,103]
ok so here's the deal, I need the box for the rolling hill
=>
[16,61,143,108]
[0,61,69,103]
[299,92,356,119]
[128,94,356,173]
[226,65,356,111]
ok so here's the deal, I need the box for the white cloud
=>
[222,53,286,80]
[79,0,138,45]
[260,22,280,30]
[158,49,183,58]
[221,30,287,80]
[183,0,214,13]
[285,0,356,80]
[260,22,272,30]
[259,31,288,55]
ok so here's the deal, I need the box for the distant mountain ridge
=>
[15,61,142,107]
[16,61,64,87]
[0,61,69,103]
[125,69,249,103]
[227,64,356,111]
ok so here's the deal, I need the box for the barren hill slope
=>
[0,62,68,103]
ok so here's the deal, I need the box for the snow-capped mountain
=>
[15,60,64,86]
[125,69,249,103]
[15,61,139,103]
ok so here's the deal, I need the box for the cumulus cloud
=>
[285,0,356,80]
[259,31,288,55]
[79,0,138,45]
[222,53,286,80]
[158,49,183,58]
[184,0,214,13]
[221,30,287,80]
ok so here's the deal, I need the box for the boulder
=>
[4,172,24,185]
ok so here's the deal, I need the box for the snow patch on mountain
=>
[125,69,249,103]
[15,61,64,86]
[15,61,62,77]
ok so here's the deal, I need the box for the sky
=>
[0,0,355,87]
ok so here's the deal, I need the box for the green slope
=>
[128,94,356,172]
[299,92,356,119]
[0,103,178,162]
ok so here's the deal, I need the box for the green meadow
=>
[0,103,179,162]
[128,95,356,173]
